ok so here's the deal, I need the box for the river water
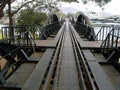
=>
[93,22,120,34]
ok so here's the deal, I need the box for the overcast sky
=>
[60,0,120,15]
[104,0,120,15]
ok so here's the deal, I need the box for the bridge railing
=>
[74,22,95,40]
[0,46,21,78]
[0,46,20,85]
[1,21,60,41]
[1,25,31,39]
[40,21,60,39]
[0,44,32,85]
[101,27,120,49]
[99,27,120,72]
[1,30,36,47]
[94,25,113,41]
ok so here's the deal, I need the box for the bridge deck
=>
[22,49,54,90]
[7,63,36,87]
[35,40,102,49]
[1,19,120,90]
[80,41,102,49]
[22,19,115,90]
[35,40,56,48]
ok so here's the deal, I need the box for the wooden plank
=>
[22,49,54,90]
[80,41,102,49]
[82,50,97,61]
[88,61,115,90]
[35,40,56,48]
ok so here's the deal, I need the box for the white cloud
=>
[59,2,86,13]
[59,1,101,14]
[60,0,120,15]
[104,0,120,15]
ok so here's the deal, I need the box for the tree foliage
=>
[0,0,9,18]
[0,0,112,19]
[61,0,79,3]
[98,0,111,7]
[61,0,111,5]
[17,9,47,26]
[82,0,111,6]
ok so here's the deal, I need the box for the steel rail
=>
[69,24,98,90]
[40,24,65,90]
[70,27,86,90]
[52,25,65,90]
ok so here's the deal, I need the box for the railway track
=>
[22,18,115,90]
[39,22,65,90]
[35,19,99,90]
[1,11,119,90]
[70,22,98,90]
[38,19,80,90]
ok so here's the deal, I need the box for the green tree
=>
[5,0,37,37]
[17,9,47,38]
[17,9,47,26]
[7,0,36,26]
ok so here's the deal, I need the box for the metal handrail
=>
[94,25,113,41]
[0,46,21,60]
[101,27,120,49]
[1,31,36,46]
[1,21,60,40]
[0,45,22,79]
[75,21,95,40]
